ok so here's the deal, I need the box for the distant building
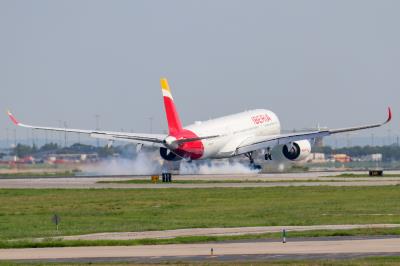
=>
[361,153,383,162]
[46,153,98,164]
[0,155,17,163]
[309,153,326,163]
[333,154,351,163]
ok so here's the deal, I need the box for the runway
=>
[2,237,400,262]
[1,173,400,188]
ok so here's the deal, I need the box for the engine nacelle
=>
[160,147,181,161]
[282,140,311,161]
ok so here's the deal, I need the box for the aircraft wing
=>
[235,107,392,155]
[7,111,167,147]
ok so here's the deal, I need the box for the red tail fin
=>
[161,78,183,135]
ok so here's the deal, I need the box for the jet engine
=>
[282,140,311,161]
[160,147,181,161]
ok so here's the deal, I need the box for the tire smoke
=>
[79,152,162,175]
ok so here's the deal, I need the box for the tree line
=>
[4,143,137,158]
[312,145,400,161]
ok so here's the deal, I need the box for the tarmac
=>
[1,171,400,189]
[2,237,400,262]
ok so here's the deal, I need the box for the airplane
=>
[7,78,392,170]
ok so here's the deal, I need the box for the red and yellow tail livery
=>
[161,78,183,135]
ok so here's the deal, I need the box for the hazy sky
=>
[0,0,398,145]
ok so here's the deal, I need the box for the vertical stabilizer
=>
[161,78,183,135]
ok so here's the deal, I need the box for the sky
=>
[0,0,399,147]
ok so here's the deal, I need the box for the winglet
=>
[161,78,173,99]
[7,110,19,125]
[385,107,392,124]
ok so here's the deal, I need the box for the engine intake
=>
[282,140,311,161]
[160,147,181,161]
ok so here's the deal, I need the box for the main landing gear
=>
[264,147,272,161]
[244,152,262,170]
[161,160,173,183]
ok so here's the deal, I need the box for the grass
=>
[0,186,400,241]
[0,164,67,170]
[0,170,78,178]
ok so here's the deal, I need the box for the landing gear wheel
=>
[264,147,272,161]
[264,153,272,160]
[245,152,262,171]
[249,163,262,171]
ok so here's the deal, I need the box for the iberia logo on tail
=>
[161,78,183,135]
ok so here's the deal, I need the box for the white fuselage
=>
[185,109,281,159]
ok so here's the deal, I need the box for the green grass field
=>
[0,170,78,178]
[1,186,400,241]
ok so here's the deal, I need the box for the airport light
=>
[13,129,16,147]
[25,128,29,146]
[95,114,100,147]
[52,214,61,231]
[282,229,287,243]
[58,120,62,147]
[64,121,68,147]
[31,129,35,147]
[5,128,9,148]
